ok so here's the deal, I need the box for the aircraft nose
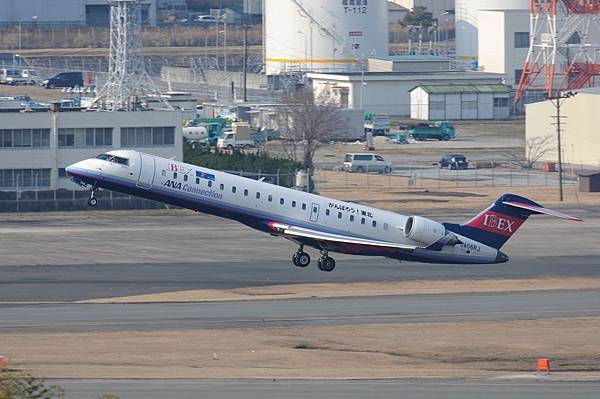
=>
[495,251,509,263]
[65,160,93,177]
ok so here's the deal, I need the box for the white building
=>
[0,110,183,190]
[478,9,530,87]
[308,70,506,117]
[0,0,157,26]
[410,84,511,121]
[368,55,451,73]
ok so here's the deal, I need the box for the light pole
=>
[297,30,307,69]
[548,91,576,202]
[18,15,37,65]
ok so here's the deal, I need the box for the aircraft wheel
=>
[295,252,311,268]
[88,197,98,207]
[292,253,299,266]
[318,256,336,272]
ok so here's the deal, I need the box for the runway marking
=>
[1,308,599,331]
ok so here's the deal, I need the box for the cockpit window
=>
[96,153,129,166]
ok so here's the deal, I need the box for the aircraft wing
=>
[268,222,420,251]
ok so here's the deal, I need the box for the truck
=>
[217,132,255,149]
[407,121,455,141]
[183,119,229,146]
[364,113,390,136]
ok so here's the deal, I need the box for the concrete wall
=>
[0,110,183,190]
[526,93,600,167]
[478,9,530,87]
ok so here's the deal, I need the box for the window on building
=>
[0,168,51,188]
[58,168,67,178]
[494,97,509,108]
[0,129,50,149]
[58,129,75,147]
[515,32,530,48]
[515,69,524,84]
[121,126,175,146]
[58,128,112,147]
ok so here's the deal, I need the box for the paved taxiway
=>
[2,290,599,333]
[56,379,600,399]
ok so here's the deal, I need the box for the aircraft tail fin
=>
[447,194,581,249]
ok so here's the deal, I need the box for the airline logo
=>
[467,211,524,237]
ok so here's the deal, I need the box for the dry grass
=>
[81,278,600,304]
[3,318,600,379]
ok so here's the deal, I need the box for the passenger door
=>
[137,152,155,189]
[309,203,320,223]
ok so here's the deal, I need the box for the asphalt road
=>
[2,289,599,333]
[55,379,600,399]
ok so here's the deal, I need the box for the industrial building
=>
[0,0,157,26]
[390,0,454,18]
[309,70,505,117]
[410,84,511,120]
[263,0,389,76]
[0,110,183,191]
[526,88,600,167]
[477,9,530,87]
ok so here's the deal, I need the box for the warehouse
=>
[309,70,506,117]
[526,88,600,167]
[410,83,511,120]
[0,109,183,190]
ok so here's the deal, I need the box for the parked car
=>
[343,153,393,173]
[438,154,469,170]
[0,68,27,85]
[21,69,40,85]
[41,71,84,89]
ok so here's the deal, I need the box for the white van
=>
[343,153,393,173]
[0,68,27,85]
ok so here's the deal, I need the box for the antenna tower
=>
[515,0,600,103]
[89,0,171,111]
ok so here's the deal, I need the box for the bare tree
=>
[277,90,347,169]
[506,135,556,169]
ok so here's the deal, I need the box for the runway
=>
[55,379,600,399]
[2,289,599,333]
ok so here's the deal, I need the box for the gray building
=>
[0,0,157,26]
[0,109,182,190]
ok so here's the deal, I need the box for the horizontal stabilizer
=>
[502,201,582,221]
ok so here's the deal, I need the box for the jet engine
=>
[403,216,446,246]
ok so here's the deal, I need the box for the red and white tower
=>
[515,0,600,102]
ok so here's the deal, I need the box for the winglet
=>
[502,201,582,222]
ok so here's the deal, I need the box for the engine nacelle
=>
[404,216,446,245]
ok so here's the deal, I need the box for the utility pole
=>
[242,25,250,102]
[548,91,576,202]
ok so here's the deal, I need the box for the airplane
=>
[66,150,582,272]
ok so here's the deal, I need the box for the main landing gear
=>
[87,185,98,207]
[292,246,311,268]
[291,247,336,272]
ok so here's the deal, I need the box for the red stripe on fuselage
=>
[465,211,525,237]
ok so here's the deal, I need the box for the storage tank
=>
[264,0,389,75]
[455,0,529,67]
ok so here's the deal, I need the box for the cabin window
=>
[268,195,273,202]
[244,189,249,196]
[338,212,342,219]
[220,183,224,190]
[195,178,200,185]
[208,181,213,187]
[361,218,365,225]
[372,221,377,228]
[384,223,389,230]
[280,198,285,205]
[173,172,177,179]
[350,215,355,222]
[184,175,188,182]
[256,192,261,199]
[302,203,307,210]
[161,170,166,177]
[232,186,237,193]
[292,201,296,208]
[325,209,330,216]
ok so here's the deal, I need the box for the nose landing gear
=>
[87,185,98,207]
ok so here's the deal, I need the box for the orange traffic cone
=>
[537,358,551,373]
